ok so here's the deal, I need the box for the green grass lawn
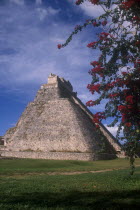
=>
[0,158,140,209]
[0,158,140,175]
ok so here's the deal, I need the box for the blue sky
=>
[0,0,117,136]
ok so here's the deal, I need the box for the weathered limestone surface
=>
[1,151,116,160]
[0,74,125,160]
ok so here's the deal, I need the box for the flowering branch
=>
[58,0,140,175]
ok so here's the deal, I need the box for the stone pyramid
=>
[1,74,124,160]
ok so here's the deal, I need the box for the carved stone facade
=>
[0,74,125,160]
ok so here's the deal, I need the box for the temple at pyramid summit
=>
[0,74,125,160]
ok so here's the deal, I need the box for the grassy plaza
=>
[0,158,140,209]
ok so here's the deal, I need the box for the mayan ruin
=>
[0,74,125,160]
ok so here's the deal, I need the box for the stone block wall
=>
[0,150,117,161]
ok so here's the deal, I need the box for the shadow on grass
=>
[1,189,140,209]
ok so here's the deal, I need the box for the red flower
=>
[122,72,127,76]
[135,41,140,46]
[93,112,106,124]
[90,61,100,66]
[118,104,134,116]
[91,66,104,74]
[57,44,62,49]
[75,0,82,5]
[121,0,140,9]
[127,105,133,111]
[106,81,116,89]
[74,25,81,30]
[93,22,97,26]
[123,89,130,96]
[101,20,107,26]
[95,124,100,128]
[99,32,110,40]
[125,95,134,104]
[86,100,95,107]
[109,93,119,98]
[114,78,126,87]
[93,118,100,123]
[118,105,127,112]
[121,0,135,9]
[125,122,132,127]
[135,59,140,64]
[86,19,91,22]
[122,113,127,122]
[133,16,140,21]
[87,84,101,93]
[90,0,99,5]
[87,42,97,48]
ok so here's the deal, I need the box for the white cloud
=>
[79,1,104,17]
[36,0,42,5]
[0,3,96,100]
[36,6,60,20]
[0,0,110,136]
[68,0,104,18]
[36,8,48,21]
[47,6,60,15]
[10,0,24,5]
[78,91,93,103]
[104,123,124,138]
[105,124,118,137]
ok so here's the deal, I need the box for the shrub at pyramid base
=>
[1,74,125,160]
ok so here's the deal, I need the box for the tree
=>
[58,0,140,175]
